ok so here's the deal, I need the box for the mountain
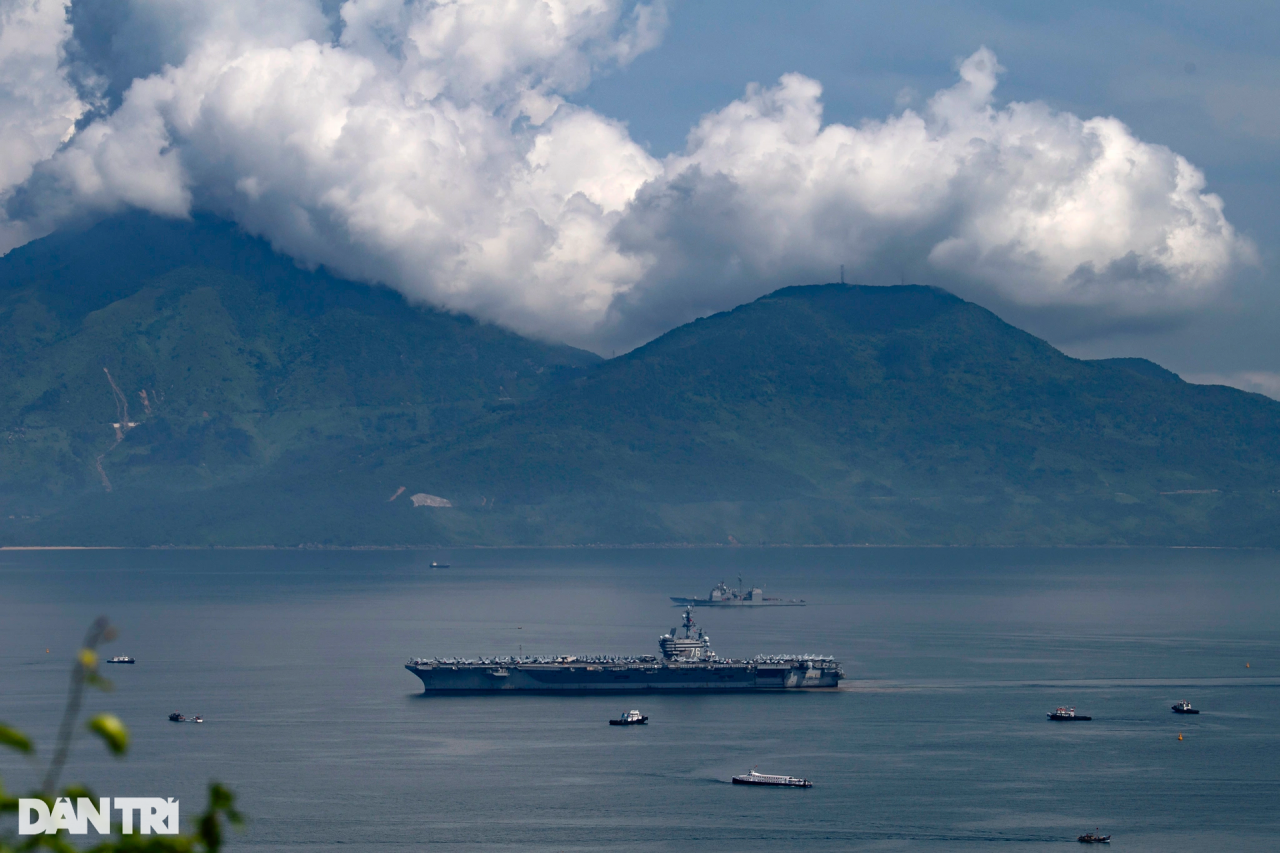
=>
[2,217,1278,546]
[396,284,1280,545]
[0,214,598,541]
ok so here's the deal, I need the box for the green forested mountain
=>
[2,217,1278,546]
[0,214,597,538]
[400,284,1280,545]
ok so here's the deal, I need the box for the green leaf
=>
[86,714,129,756]
[0,722,32,754]
[198,782,243,853]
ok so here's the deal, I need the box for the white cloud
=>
[612,48,1254,345]
[0,0,88,247]
[0,2,1255,351]
[1184,371,1280,401]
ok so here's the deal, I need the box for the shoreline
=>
[2,543,1272,551]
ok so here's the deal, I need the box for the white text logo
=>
[18,797,179,835]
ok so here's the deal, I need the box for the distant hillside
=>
[2,218,1278,546]
[389,284,1280,546]
[0,214,597,534]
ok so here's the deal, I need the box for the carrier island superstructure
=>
[405,610,842,693]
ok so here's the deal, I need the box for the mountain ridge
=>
[2,216,1277,546]
[379,282,1279,546]
[0,215,598,515]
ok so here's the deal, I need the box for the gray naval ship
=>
[405,610,841,693]
[671,579,804,607]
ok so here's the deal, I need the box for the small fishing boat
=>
[1171,700,1199,714]
[1077,829,1111,843]
[430,561,450,568]
[732,768,812,788]
[192,715,203,723]
[107,656,135,664]
[1048,706,1091,721]
[168,712,185,722]
[609,709,648,726]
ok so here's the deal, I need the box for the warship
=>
[405,609,841,693]
[670,579,804,607]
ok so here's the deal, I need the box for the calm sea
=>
[1,547,1277,851]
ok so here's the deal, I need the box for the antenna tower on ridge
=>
[840,264,845,284]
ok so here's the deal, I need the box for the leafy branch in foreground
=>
[0,618,243,852]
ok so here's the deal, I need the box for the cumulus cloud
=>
[0,0,88,248]
[0,1,1255,351]
[611,49,1253,345]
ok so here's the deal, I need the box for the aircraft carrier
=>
[405,610,842,693]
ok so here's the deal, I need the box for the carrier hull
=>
[406,609,841,693]
[405,661,841,693]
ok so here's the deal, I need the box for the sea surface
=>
[1,547,1278,851]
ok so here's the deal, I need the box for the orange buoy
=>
[1246,662,1250,668]
[1178,732,1183,741]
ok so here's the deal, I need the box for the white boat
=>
[1048,706,1091,721]
[732,768,812,787]
[609,709,648,725]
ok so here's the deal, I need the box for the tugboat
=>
[107,656,135,664]
[732,768,812,788]
[168,712,185,722]
[609,710,648,726]
[1172,700,1199,714]
[1077,829,1111,843]
[1048,706,1091,721]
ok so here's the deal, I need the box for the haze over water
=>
[1,548,1277,851]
